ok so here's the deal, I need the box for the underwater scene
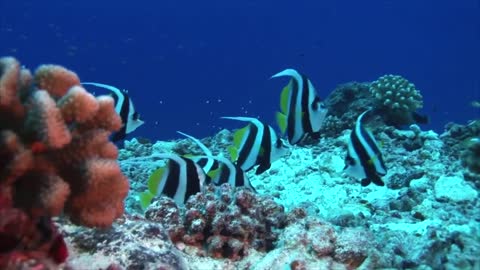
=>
[1,0,479,269]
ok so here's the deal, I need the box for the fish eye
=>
[133,112,140,120]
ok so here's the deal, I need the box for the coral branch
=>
[0,56,129,267]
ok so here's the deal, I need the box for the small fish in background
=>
[344,110,387,187]
[271,68,328,145]
[222,116,289,175]
[139,153,207,209]
[471,100,480,108]
[82,82,144,142]
[177,131,255,192]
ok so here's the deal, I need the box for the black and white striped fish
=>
[344,110,387,186]
[177,131,219,180]
[82,82,144,141]
[271,68,328,145]
[139,153,207,209]
[200,155,256,192]
[222,116,289,175]
[177,131,255,192]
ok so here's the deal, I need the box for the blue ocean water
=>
[1,0,479,141]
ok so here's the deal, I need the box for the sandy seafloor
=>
[61,119,480,270]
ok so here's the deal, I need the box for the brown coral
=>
[0,56,129,228]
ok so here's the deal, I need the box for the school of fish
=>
[82,68,388,209]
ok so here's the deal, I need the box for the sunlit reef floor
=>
[58,121,480,270]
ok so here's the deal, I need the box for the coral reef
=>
[441,121,480,187]
[321,82,375,137]
[370,74,424,126]
[442,120,480,150]
[0,203,68,269]
[62,216,188,269]
[145,183,287,260]
[461,138,480,175]
[63,196,379,269]
[64,106,479,269]
[0,57,129,266]
[4,56,476,269]
[265,215,378,269]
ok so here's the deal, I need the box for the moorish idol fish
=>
[177,131,255,192]
[344,110,387,187]
[139,153,206,209]
[271,68,328,145]
[197,155,256,192]
[177,131,219,181]
[82,82,144,141]
[222,116,289,175]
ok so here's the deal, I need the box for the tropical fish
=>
[271,68,328,145]
[222,116,289,175]
[139,153,206,209]
[177,131,255,191]
[177,131,219,180]
[82,82,144,141]
[344,110,387,186]
[207,155,255,191]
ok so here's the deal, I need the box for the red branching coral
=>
[145,183,288,260]
[0,57,129,266]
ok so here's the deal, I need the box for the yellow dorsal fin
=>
[139,191,154,211]
[148,167,166,194]
[276,112,287,134]
[228,145,238,161]
[280,84,290,114]
[233,125,249,147]
[207,167,221,179]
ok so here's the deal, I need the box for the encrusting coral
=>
[144,183,288,260]
[461,138,480,174]
[0,57,129,266]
